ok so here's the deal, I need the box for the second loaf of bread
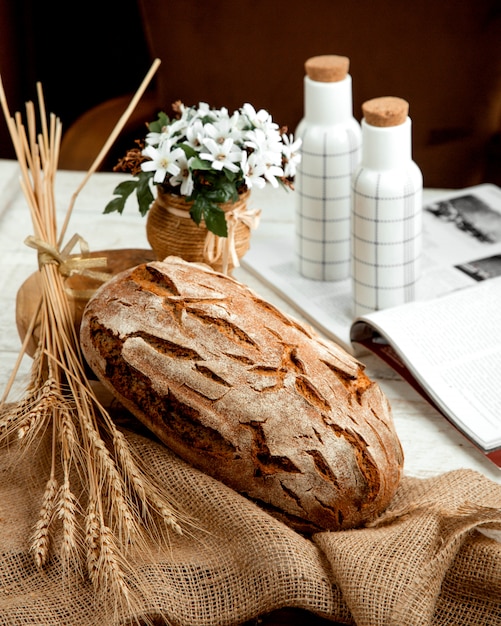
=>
[80,256,404,532]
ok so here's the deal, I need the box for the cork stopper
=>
[362,97,409,127]
[304,55,350,83]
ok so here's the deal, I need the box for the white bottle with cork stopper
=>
[351,96,423,316]
[295,54,362,281]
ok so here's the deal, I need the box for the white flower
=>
[185,119,206,151]
[243,128,268,153]
[169,153,194,196]
[263,161,284,187]
[210,105,230,122]
[241,151,267,189]
[204,112,242,145]
[121,102,300,219]
[244,128,283,170]
[166,116,190,140]
[141,141,184,183]
[281,133,302,178]
[189,102,213,122]
[200,137,242,172]
[241,103,279,133]
[144,127,168,147]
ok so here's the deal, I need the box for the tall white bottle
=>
[295,55,362,281]
[351,96,423,316]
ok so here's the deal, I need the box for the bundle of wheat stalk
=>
[0,62,190,620]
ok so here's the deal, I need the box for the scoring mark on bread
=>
[247,365,284,392]
[131,264,181,296]
[256,299,314,338]
[185,307,258,348]
[162,391,237,458]
[306,449,341,487]
[224,352,255,365]
[294,376,331,413]
[287,347,307,374]
[130,331,203,361]
[328,423,380,502]
[312,499,345,529]
[312,427,324,444]
[257,485,345,532]
[243,421,301,477]
[321,359,372,405]
[367,412,405,466]
[194,363,231,387]
[280,482,305,510]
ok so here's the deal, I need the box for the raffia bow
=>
[24,233,111,298]
[203,204,261,275]
[161,194,261,275]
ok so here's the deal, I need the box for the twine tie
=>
[203,204,261,274]
[158,193,261,274]
[24,233,110,297]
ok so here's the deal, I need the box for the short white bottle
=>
[295,55,362,281]
[351,96,423,316]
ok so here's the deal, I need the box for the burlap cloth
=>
[1,423,500,626]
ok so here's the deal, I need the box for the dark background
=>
[1,0,500,189]
[0,0,151,160]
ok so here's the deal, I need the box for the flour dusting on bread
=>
[80,256,404,532]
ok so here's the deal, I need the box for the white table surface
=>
[1,158,499,485]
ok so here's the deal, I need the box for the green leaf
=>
[114,179,139,196]
[103,180,138,214]
[204,180,238,205]
[223,169,238,183]
[104,196,127,215]
[203,203,228,238]
[148,111,170,133]
[190,156,213,171]
[179,143,197,159]
[136,172,154,216]
[190,197,204,226]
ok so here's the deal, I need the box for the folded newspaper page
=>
[351,275,501,459]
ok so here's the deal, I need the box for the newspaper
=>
[243,184,501,354]
[351,275,501,456]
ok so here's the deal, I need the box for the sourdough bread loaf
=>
[80,256,404,532]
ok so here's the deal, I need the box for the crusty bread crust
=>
[80,256,403,532]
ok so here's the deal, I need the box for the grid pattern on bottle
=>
[351,170,421,312]
[296,128,360,280]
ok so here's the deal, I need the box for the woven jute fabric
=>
[1,424,500,626]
